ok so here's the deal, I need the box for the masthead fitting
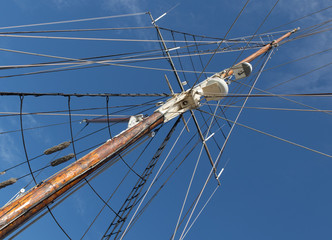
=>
[231,62,253,80]
[197,77,229,101]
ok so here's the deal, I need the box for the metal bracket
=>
[128,114,144,128]
[230,62,253,80]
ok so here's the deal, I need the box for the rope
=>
[0,26,154,34]
[102,118,180,239]
[0,91,171,97]
[266,61,332,90]
[128,113,228,232]
[266,5,332,32]
[105,96,145,181]
[20,95,72,239]
[79,136,158,239]
[118,116,192,240]
[0,12,148,30]
[67,96,123,220]
[199,109,332,159]
[191,0,251,87]
[171,121,206,240]
[230,81,332,116]
[203,103,332,113]
[180,185,219,240]
[179,50,273,239]
[1,98,160,176]
[0,34,226,43]
[19,96,37,184]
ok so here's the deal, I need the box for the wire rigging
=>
[105,96,145,181]
[203,103,332,113]
[265,61,332,90]
[199,109,332,159]
[266,5,332,32]
[191,0,251,87]
[80,134,159,239]
[118,115,192,240]
[0,97,161,179]
[19,96,72,239]
[0,2,331,239]
[0,26,154,35]
[126,112,228,234]
[0,12,148,30]
[19,96,37,184]
[179,50,273,240]
[102,118,180,240]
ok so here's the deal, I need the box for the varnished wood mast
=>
[0,29,296,239]
[0,112,164,238]
[222,28,298,78]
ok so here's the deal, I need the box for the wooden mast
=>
[222,28,298,78]
[0,29,297,239]
[0,112,164,238]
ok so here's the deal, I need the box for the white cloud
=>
[52,0,70,9]
[73,194,87,216]
[102,0,148,28]
[0,127,21,164]
[278,0,330,19]
[103,0,145,13]
[264,1,332,92]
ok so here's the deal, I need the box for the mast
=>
[0,29,297,239]
[0,112,164,238]
[221,28,299,78]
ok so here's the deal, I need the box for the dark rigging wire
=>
[265,5,332,32]
[67,96,124,220]
[191,0,251,87]
[1,97,162,176]
[20,95,72,239]
[105,96,145,181]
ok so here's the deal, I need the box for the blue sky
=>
[0,0,331,239]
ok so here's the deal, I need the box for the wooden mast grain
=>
[0,111,164,239]
[0,29,298,239]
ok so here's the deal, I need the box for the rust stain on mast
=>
[0,111,164,239]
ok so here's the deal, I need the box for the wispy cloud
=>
[24,114,52,145]
[278,0,330,19]
[102,0,148,26]
[0,127,21,164]
[266,1,332,92]
[73,194,87,216]
[0,103,21,165]
[51,0,70,9]
[103,0,146,13]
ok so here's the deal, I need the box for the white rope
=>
[202,103,332,113]
[0,45,262,74]
[231,80,332,116]
[172,84,223,239]
[231,29,292,40]
[119,115,192,240]
[200,109,332,159]
[180,185,219,240]
[171,128,205,240]
[0,13,148,30]
[0,34,269,44]
[0,33,217,43]
[179,50,273,239]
